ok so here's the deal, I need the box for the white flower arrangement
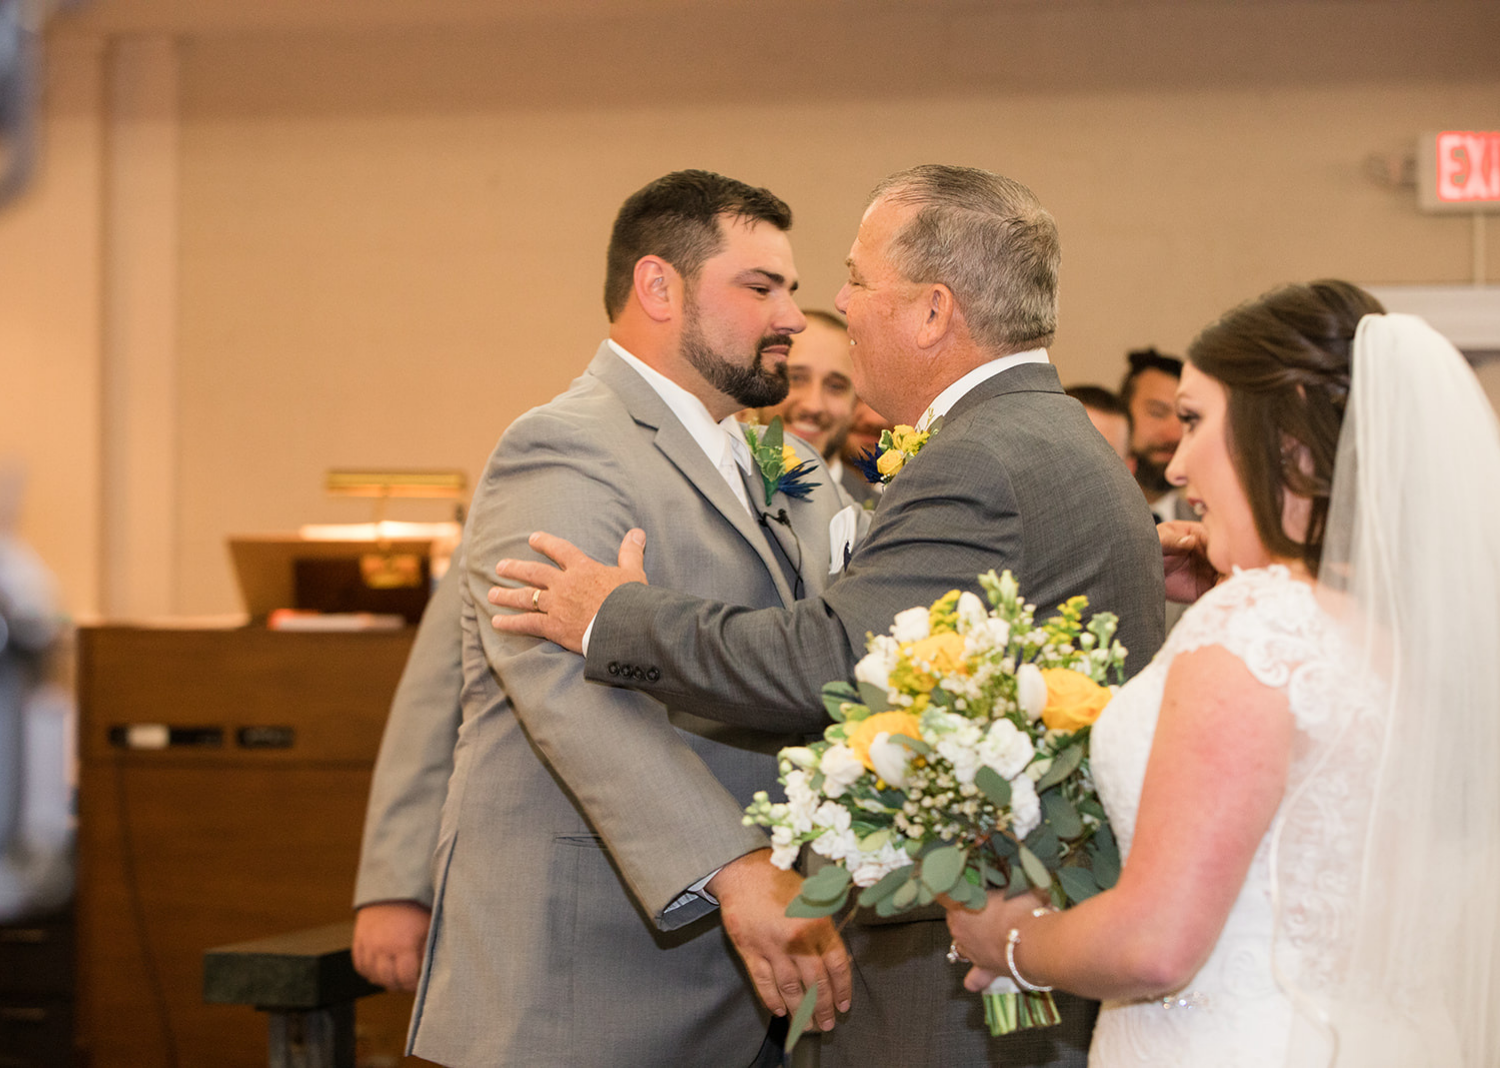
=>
[745,570,1128,1038]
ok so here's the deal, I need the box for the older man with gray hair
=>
[492,164,1164,1066]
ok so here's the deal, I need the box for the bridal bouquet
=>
[745,571,1126,1037]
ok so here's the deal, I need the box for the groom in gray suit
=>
[408,171,854,1067]
[490,166,1166,1067]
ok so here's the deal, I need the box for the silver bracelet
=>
[1004,906,1056,993]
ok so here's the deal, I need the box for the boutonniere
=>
[852,415,943,485]
[743,416,820,506]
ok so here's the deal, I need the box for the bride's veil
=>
[1274,313,1500,1066]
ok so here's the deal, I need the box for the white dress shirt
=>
[916,347,1050,430]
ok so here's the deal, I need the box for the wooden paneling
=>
[75,625,423,1068]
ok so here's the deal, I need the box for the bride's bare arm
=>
[945,645,1294,1000]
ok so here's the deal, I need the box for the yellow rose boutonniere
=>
[1039,668,1113,731]
[876,448,906,478]
[852,414,943,485]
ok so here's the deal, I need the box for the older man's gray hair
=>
[871,164,1060,355]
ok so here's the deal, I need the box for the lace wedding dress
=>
[1086,564,1460,1067]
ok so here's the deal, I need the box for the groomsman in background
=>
[1119,347,1189,523]
[351,564,462,992]
[752,310,880,506]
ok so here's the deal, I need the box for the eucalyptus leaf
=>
[990,833,1019,861]
[1018,844,1053,890]
[1034,744,1083,793]
[916,884,935,906]
[821,681,860,722]
[786,894,846,918]
[1041,789,1083,839]
[1077,797,1106,819]
[1056,865,1101,905]
[892,878,920,910]
[1005,861,1031,897]
[785,985,818,1054]
[929,687,954,707]
[950,875,986,910]
[800,864,852,905]
[1091,825,1121,888]
[858,828,892,853]
[1024,824,1062,866]
[890,732,931,756]
[763,418,784,450]
[920,845,966,896]
[875,893,901,918]
[857,680,893,714]
[857,864,914,908]
[974,766,1012,808]
[979,854,1009,887]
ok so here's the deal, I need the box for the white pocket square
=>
[829,504,859,574]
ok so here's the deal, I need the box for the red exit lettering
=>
[1437,131,1500,203]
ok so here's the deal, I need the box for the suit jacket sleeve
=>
[584,434,1024,732]
[353,558,465,909]
[469,408,769,929]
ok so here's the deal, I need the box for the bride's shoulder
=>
[1166,565,1330,687]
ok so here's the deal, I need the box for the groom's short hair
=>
[604,170,793,322]
[869,164,1060,356]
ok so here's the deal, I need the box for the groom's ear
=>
[633,256,679,323]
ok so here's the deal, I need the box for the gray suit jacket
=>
[353,560,464,910]
[584,362,1166,1068]
[408,344,850,1068]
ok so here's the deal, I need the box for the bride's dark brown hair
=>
[1187,280,1385,577]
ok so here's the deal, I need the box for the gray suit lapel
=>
[586,345,797,606]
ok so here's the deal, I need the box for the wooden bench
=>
[203,922,382,1068]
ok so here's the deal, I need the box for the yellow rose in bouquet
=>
[846,710,923,771]
[1040,668,1112,731]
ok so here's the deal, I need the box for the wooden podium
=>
[74,625,423,1067]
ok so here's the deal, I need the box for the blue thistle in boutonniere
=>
[743,417,820,506]
[852,416,944,485]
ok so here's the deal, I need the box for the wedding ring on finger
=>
[947,941,970,965]
[531,588,542,612]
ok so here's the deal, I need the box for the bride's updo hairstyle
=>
[1186,279,1384,577]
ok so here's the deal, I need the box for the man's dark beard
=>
[1133,453,1173,495]
[681,298,790,409]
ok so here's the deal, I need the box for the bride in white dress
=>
[944,280,1500,1067]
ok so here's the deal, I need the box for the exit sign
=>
[1419,130,1500,213]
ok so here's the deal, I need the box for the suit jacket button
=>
[632,666,646,680]
[607,662,620,676]
[646,668,660,682]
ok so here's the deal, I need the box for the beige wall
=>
[3,1,1498,616]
